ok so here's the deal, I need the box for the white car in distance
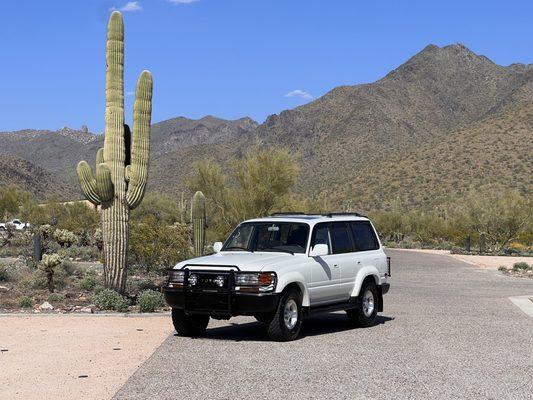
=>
[164,213,391,341]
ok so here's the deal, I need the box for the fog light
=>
[188,273,198,286]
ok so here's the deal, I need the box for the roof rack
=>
[269,212,306,217]
[324,212,367,218]
[269,211,367,218]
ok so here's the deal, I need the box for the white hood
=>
[174,251,299,272]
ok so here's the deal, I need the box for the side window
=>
[311,224,331,255]
[330,222,354,254]
[350,221,379,251]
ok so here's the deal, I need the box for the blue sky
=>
[0,0,532,132]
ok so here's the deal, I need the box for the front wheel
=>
[347,280,378,327]
[266,289,302,341]
[172,309,209,337]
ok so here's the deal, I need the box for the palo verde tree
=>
[76,11,153,293]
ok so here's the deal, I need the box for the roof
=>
[243,213,370,224]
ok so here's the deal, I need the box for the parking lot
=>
[114,250,533,400]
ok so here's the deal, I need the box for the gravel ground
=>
[114,250,533,400]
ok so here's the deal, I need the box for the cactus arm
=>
[125,165,131,181]
[96,148,104,165]
[96,163,114,203]
[76,161,101,205]
[104,11,125,182]
[126,70,153,209]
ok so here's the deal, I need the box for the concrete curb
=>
[509,295,533,318]
[0,312,171,318]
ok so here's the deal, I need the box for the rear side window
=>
[350,221,379,251]
[330,222,354,254]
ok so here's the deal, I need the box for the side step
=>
[305,298,359,317]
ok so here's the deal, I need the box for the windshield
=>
[223,222,310,254]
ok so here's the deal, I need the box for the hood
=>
[174,251,297,272]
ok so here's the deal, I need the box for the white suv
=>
[164,213,390,341]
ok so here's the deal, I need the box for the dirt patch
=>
[0,314,172,400]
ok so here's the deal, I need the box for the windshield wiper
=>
[224,246,251,252]
[259,247,294,255]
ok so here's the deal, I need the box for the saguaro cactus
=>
[191,191,206,257]
[76,11,153,293]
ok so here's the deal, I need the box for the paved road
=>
[114,250,533,400]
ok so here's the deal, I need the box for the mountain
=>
[0,116,258,199]
[0,44,531,208]
[253,44,533,198]
[0,155,77,199]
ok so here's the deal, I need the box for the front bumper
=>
[164,287,279,317]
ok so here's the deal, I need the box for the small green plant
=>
[79,270,98,291]
[497,265,507,272]
[512,262,530,271]
[137,289,164,313]
[93,288,129,312]
[18,296,33,308]
[47,293,66,303]
[53,229,79,247]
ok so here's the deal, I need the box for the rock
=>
[39,301,54,311]
[0,285,9,293]
[80,306,94,314]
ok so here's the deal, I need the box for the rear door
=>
[307,223,342,305]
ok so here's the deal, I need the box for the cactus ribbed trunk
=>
[102,204,129,291]
[76,11,153,294]
[192,191,206,257]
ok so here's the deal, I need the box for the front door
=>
[307,223,342,305]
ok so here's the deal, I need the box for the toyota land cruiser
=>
[164,213,390,341]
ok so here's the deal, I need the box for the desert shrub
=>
[497,265,507,272]
[93,289,129,312]
[0,262,19,282]
[512,262,530,271]
[53,229,79,247]
[137,289,164,313]
[64,245,100,261]
[126,276,160,297]
[61,260,82,277]
[18,296,33,308]
[47,293,66,303]
[79,270,98,291]
[130,218,192,273]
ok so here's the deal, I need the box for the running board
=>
[305,298,359,317]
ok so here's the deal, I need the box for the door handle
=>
[356,261,362,265]
[333,264,339,268]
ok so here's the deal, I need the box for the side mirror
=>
[213,242,223,253]
[309,243,329,257]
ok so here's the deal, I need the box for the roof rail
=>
[324,212,367,218]
[269,212,306,217]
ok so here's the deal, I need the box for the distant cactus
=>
[179,192,188,224]
[191,191,206,257]
[40,253,62,292]
[76,11,153,293]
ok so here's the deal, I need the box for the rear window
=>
[350,221,379,251]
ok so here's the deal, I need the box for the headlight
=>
[168,270,185,288]
[234,272,276,293]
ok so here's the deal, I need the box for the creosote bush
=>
[137,289,164,313]
[93,288,129,312]
[512,262,530,271]
[18,296,33,308]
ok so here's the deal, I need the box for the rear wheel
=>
[266,288,302,341]
[347,279,378,327]
[172,308,209,336]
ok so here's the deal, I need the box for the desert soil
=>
[0,314,172,400]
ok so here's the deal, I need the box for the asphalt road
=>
[114,250,533,400]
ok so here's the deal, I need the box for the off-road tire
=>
[172,308,210,336]
[347,279,378,327]
[266,288,302,341]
